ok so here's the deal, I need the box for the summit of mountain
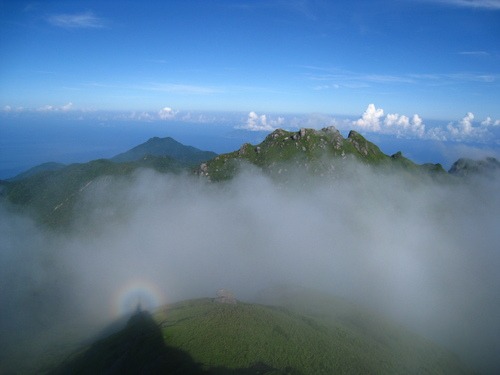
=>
[197,127,445,181]
[111,136,217,165]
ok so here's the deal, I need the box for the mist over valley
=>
[1,130,499,374]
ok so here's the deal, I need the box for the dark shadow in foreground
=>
[49,309,300,375]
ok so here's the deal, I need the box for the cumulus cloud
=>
[384,113,426,137]
[354,104,425,137]
[1,165,499,373]
[237,111,284,131]
[423,112,500,142]
[47,11,106,29]
[353,105,500,142]
[353,104,384,131]
[481,116,500,127]
[157,107,177,120]
[446,112,491,141]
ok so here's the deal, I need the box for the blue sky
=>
[1,0,499,156]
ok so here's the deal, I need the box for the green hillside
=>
[112,136,217,165]
[47,296,471,375]
[8,162,67,181]
[3,156,184,227]
[1,135,219,227]
[197,127,445,181]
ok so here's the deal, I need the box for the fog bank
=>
[1,162,499,373]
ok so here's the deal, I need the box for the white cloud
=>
[61,102,73,111]
[36,103,74,112]
[416,112,500,142]
[353,104,384,131]
[2,105,12,112]
[48,11,106,29]
[385,113,425,137]
[129,111,154,121]
[445,112,494,141]
[354,105,427,138]
[385,113,410,128]
[237,111,284,132]
[37,105,54,112]
[447,112,474,137]
[353,104,498,142]
[481,116,500,126]
[434,0,500,10]
[459,51,490,56]
[157,107,177,120]
[426,127,448,141]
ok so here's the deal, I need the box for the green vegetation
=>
[198,127,445,181]
[2,136,218,227]
[8,162,67,181]
[3,156,185,227]
[111,136,217,165]
[1,128,485,229]
[45,296,471,374]
[449,156,500,177]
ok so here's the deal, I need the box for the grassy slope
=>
[151,298,469,375]
[43,297,471,374]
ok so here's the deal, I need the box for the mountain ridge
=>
[197,127,446,181]
[1,128,497,228]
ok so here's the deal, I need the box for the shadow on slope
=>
[49,307,289,375]
[49,307,204,375]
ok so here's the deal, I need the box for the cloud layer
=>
[1,164,499,373]
[353,104,500,142]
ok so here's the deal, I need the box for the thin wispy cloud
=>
[459,51,490,56]
[47,11,106,29]
[302,65,498,89]
[429,0,500,9]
